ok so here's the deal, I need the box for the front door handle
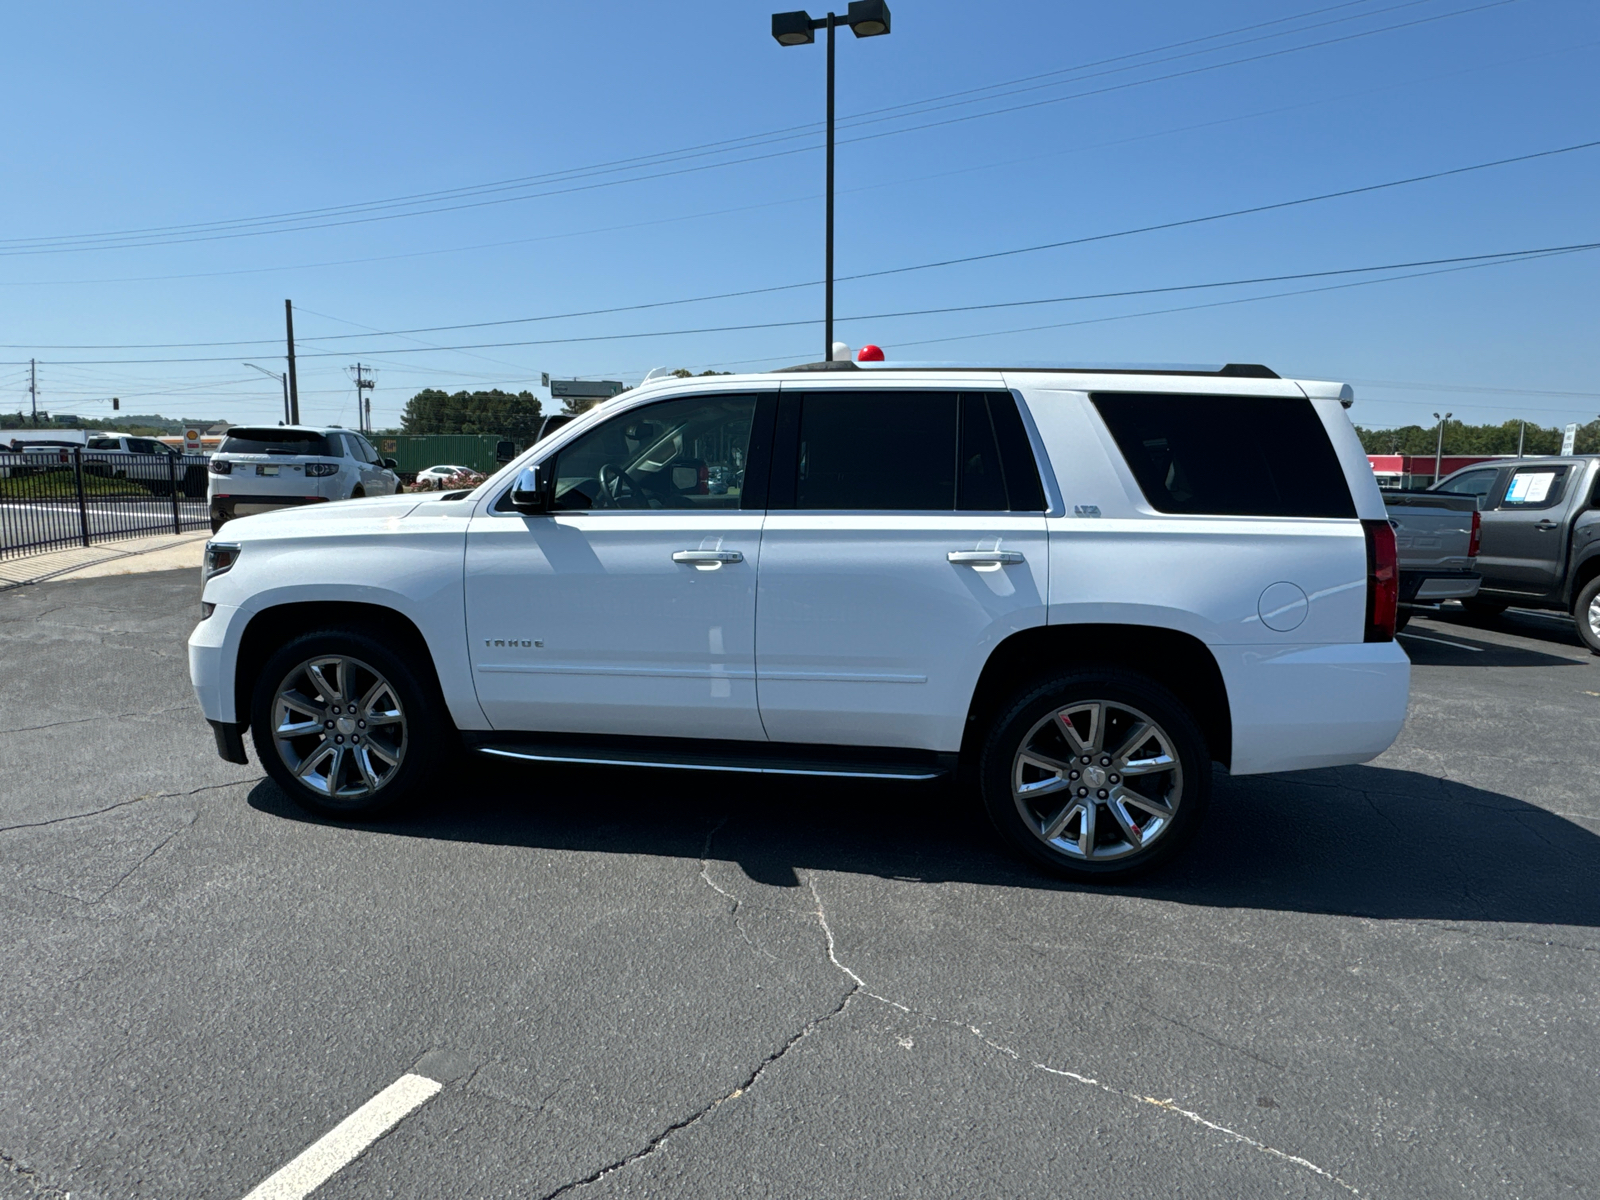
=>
[1533,520,1558,531]
[673,549,743,569]
[947,550,1025,566]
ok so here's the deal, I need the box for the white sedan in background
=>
[413,464,474,485]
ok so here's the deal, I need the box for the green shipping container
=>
[373,434,518,477]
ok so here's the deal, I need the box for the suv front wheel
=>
[250,628,443,818]
[979,670,1210,881]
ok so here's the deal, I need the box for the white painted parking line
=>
[1398,631,1485,652]
[239,1072,442,1200]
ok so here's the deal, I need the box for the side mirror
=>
[382,457,398,470]
[495,439,516,464]
[509,464,548,514]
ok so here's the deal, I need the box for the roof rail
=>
[770,361,1279,378]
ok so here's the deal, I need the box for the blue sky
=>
[0,0,1595,432]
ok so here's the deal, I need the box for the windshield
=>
[219,428,333,456]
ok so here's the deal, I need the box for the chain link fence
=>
[0,447,210,562]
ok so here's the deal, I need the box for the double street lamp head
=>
[771,1,891,46]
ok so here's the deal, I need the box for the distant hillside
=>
[0,413,224,436]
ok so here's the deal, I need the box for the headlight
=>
[208,459,232,475]
[203,541,241,583]
[305,462,341,477]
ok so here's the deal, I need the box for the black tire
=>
[1393,608,1412,633]
[1461,598,1507,619]
[978,669,1211,882]
[1574,576,1600,656]
[210,515,227,533]
[250,627,445,819]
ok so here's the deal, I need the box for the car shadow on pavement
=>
[1427,606,1588,653]
[246,756,1600,930]
[1397,626,1582,667]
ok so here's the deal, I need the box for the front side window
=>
[551,394,756,511]
[1499,466,1568,509]
[1091,392,1356,518]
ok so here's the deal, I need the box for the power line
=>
[0,0,1518,257]
[6,134,1596,354]
[18,239,1597,366]
[0,0,1428,252]
[10,32,1591,292]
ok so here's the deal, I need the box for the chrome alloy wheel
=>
[271,655,406,800]
[1588,593,1600,641]
[1011,700,1182,861]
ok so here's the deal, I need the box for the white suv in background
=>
[190,362,1408,881]
[207,425,400,531]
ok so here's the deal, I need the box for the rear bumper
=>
[1216,641,1410,775]
[210,493,329,523]
[1400,569,1481,603]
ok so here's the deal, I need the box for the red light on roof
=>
[856,344,885,362]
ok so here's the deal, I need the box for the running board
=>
[471,737,951,781]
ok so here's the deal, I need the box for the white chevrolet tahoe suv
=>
[207,425,400,531]
[190,363,1408,880]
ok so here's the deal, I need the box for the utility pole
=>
[285,300,301,425]
[350,364,375,434]
[1432,411,1452,485]
[28,359,38,425]
[1517,419,1525,458]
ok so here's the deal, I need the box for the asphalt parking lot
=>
[3,570,1598,1199]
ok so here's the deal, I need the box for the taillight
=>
[209,458,232,475]
[1363,518,1398,643]
[1468,509,1481,559]
[697,463,709,495]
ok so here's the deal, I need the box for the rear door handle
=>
[947,550,1025,566]
[673,549,743,568]
[1533,520,1558,531]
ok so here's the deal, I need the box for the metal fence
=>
[0,448,211,562]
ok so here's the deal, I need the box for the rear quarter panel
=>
[1015,383,1405,774]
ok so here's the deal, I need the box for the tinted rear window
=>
[797,392,957,510]
[219,428,333,456]
[1091,393,1355,518]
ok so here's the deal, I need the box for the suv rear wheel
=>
[979,670,1210,881]
[250,628,443,818]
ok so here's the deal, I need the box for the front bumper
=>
[189,601,241,724]
[210,493,329,524]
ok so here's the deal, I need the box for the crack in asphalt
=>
[0,777,254,835]
[697,818,777,962]
[0,1147,71,1199]
[733,856,1362,1196]
[531,840,863,1199]
[0,703,193,736]
[536,989,858,1200]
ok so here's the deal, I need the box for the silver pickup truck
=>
[1432,455,1600,652]
[1383,490,1482,630]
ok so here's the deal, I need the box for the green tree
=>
[1355,417,1599,456]
[401,389,544,440]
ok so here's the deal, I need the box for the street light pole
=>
[1433,411,1452,484]
[772,2,891,363]
[244,363,290,425]
[825,12,835,361]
